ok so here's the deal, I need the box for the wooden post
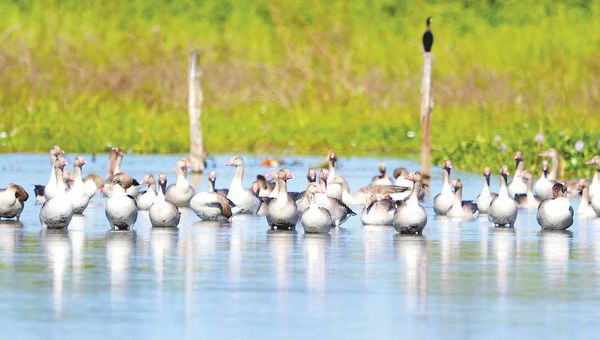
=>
[420,52,433,183]
[188,49,205,173]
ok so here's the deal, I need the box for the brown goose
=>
[0,183,29,220]
[476,167,497,214]
[447,179,479,219]
[537,183,573,230]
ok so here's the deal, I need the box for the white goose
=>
[266,169,299,229]
[514,171,539,210]
[508,151,527,198]
[225,156,261,214]
[66,156,91,214]
[150,174,181,227]
[105,173,138,230]
[165,158,195,207]
[433,160,453,215]
[447,179,479,219]
[361,194,395,226]
[587,156,600,200]
[190,175,236,222]
[488,165,518,227]
[537,183,574,230]
[393,172,427,234]
[136,174,157,210]
[590,163,600,217]
[535,149,559,200]
[476,167,497,214]
[40,158,74,229]
[576,179,596,218]
[326,151,343,200]
[0,183,29,220]
[301,183,333,234]
[43,146,65,201]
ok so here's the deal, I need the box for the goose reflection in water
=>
[538,230,573,283]
[267,229,297,308]
[69,215,86,292]
[304,234,331,296]
[0,221,24,270]
[41,229,71,320]
[106,230,136,307]
[151,228,179,293]
[489,227,516,300]
[438,217,461,292]
[363,225,393,282]
[394,234,428,316]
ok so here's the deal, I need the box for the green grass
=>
[0,0,599,177]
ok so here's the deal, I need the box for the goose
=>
[83,173,104,199]
[361,194,395,226]
[225,156,261,214]
[488,165,518,227]
[475,167,497,214]
[136,174,157,210]
[370,162,394,186]
[165,158,195,207]
[325,151,343,200]
[66,156,91,214]
[0,184,29,220]
[150,174,181,227]
[576,179,596,218]
[447,179,479,219]
[43,145,65,201]
[266,169,299,229]
[103,147,123,197]
[314,191,355,227]
[590,164,600,217]
[207,171,229,196]
[256,174,274,198]
[296,168,319,211]
[300,183,333,234]
[40,157,74,229]
[533,160,555,201]
[508,151,527,198]
[393,167,412,187]
[190,175,237,222]
[393,172,427,234]
[537,183,573,230]
[105,173,138,230]
[540,148,559,181]
[587,156,600,200]
[433,160,454,215]
[332,175,409,206]
[515,171,540,210]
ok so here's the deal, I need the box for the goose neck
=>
[548,155,559,180]
[499,175,509,197]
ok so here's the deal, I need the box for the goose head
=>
[552,183,567,198]
[74,156,86,169]
[451,179,463,193]
[577,179,588,195]
[54,157,67,171]
[9,184,29,203]
[585,156,600,165]
[175,158,191,175]
[276,169,294,181]
[406,171,423,183]
[332,176,346,185]
[328,150,337,167]
[142,174,155,186]
[319,169,329,182]
[307,168,317,183]
[483,167,492,179]
[514,151,523,169]
[443,160,452,176]
[377,162,386,176]
[158,173,168,193]
[499,165,509,181]
[306,182,321,194]
[111,172,134,189]
[208,170,217,184]
[539,148,558,158]
[256,175,268,190]
[224,156,243,167]
[393,167,408,179]
[541,160,549,177]
[50,146,64,158]
[85,173,105,192]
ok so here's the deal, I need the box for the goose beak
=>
[224,160,234,166]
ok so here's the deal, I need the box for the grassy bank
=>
[0,0,599,177]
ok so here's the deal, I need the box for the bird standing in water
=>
[422,17,434,52]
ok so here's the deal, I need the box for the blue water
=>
[0,153,598,339]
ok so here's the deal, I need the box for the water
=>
[0,153,598,339]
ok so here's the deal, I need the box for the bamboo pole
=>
[188,49,205,173]
[420,52,433,183]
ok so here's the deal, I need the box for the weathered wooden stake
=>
[188,49,205,173]
[420,52,433,183]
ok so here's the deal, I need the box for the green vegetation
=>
[0,0,598,177]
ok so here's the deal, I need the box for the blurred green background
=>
[0,0,598,177]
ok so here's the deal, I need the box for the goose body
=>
[225,156,261,214]
[507,151,526,198]
[433,160,454,215]
[266,170,299,229]
[44,146,65,200]
[476,168,497,214]
[394,172,427,234]
[488,165,518,227]
[317,195,356,227]
[165,158,195,207]
[150,175,181,227]
[0,184,29,220]
[535,150,559,200]
[300,185,333,233]
[136,174,157,210]
[447,179,479,219]
[333,175,408,206]
[190,173,236,222]
[576,180,596,218]
[514,171,539,210]
[66,156,90,214]
[326,151,343,200]
[105,174,138,230]
[40,158,74,229]
[361,196,395,226]
[537,183,573,230]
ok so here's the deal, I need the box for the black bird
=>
[422,17,433,52]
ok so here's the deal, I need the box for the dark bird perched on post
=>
[422,17,433,52]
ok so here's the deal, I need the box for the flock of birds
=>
[1,147,600,234]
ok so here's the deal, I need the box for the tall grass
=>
[0,0,598,176]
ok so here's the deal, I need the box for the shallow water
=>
[0,153,598,339]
